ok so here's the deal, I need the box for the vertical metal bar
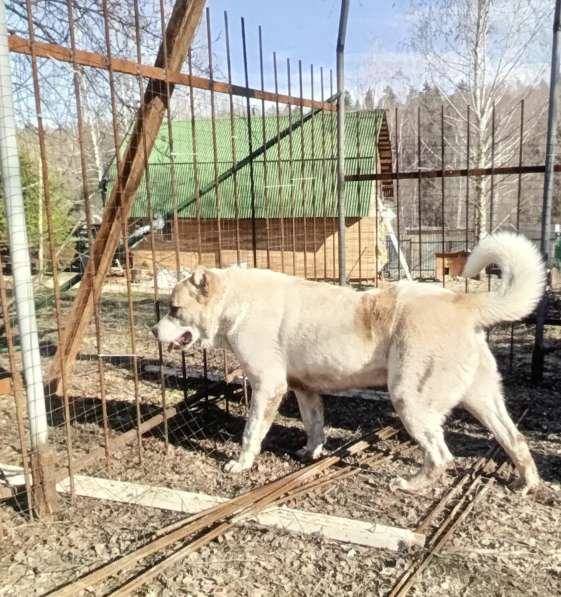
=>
[207,7,223,268]
[310,64,318,280]
[395,107,401,281]
[24,0,75,493]
[187,48,208,404]
[66,0,110,461]
[515,101,525,232]
[298,60,308,278]
[330,69,337,280]
[203,349,208,406]
[320,67,328,280]
[355,109,363,284]
[273,52,286,273]
[224,12,241,265]
[258,26,271,269]
[465,105,471,294]
[336,0,349,286]
[287,58,297,275]
[159,0,182,279]
[374,144,380,288]
[510,100,525,371]
[440,104,445,288]
[132,0,170,423]
[488,104,496,292]
[188,50,203,265]
[101,0,144,460]
[241,17,258,268]
[0,252,33,514]
[417,105,422,278]
[537,0,561,266]
[223,350,229,414]
[0,0,47,452]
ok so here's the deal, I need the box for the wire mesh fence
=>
[0,0,557,546]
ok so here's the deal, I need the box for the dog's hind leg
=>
[294,390,325,461]
[391,397,454,492]
[461,346,540,493]
[388,347,457,492]
[224,379,286,474]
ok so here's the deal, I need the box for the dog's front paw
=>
[224,459,250,474]
[295,445,324,461]
[510,476,541,495]
[390,475,431,494]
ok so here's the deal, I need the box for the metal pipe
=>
[0,0,48,448]
[532,0,561,383]
[241,17,258,268]
[539,0,561,264]
[336,0,349,285]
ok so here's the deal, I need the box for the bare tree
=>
[408,0,552,238]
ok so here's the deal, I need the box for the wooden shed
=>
[128,109,393,281]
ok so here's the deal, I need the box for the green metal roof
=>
[125,110,383,219]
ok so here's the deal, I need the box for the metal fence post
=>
[532,0,561,383]
[0,0,56,516]
[336,0,349,285]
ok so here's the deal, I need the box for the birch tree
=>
[408,0,552,238]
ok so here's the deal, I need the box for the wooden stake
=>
[30,447,58,519]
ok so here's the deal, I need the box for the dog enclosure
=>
[1,0,561,595]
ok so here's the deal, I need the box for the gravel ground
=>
[1,281,560,596]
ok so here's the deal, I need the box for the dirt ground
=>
[1,280,561,596]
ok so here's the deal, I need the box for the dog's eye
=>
[169,306,180,318]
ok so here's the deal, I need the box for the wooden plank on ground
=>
[53,474,423,550]
[48,0,207,394]
[1,465,423,550]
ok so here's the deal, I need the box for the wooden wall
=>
[132,217,386,282]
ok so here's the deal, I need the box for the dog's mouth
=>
[167,330,193,352]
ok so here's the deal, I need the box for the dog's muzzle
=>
[152,317,200,352]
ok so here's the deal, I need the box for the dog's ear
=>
[191,267,209,296]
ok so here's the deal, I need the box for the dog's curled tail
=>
[463,232,545,327]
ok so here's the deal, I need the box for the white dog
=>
[152,233,545,493]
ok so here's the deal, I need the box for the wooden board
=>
[56,475,424,551]
[8,35,334,112]
[0,466,424,550]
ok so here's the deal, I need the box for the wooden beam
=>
[51,474,424,551]
[346,163,560,182]
[48,0,207,393]
[8,34,334,112]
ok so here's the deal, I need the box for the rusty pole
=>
[532,0,561,383]
[336,0,349,285]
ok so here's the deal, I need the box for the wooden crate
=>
[435,250,470,280]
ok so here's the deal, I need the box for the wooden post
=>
[48,0,206,392]
[30,447,58,518]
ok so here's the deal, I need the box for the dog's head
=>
[151,267,217,352]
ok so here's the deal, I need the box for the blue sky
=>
[202,0,413,97]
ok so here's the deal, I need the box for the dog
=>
[152,233,545,493]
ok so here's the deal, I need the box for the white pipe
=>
[0,1,48,448]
